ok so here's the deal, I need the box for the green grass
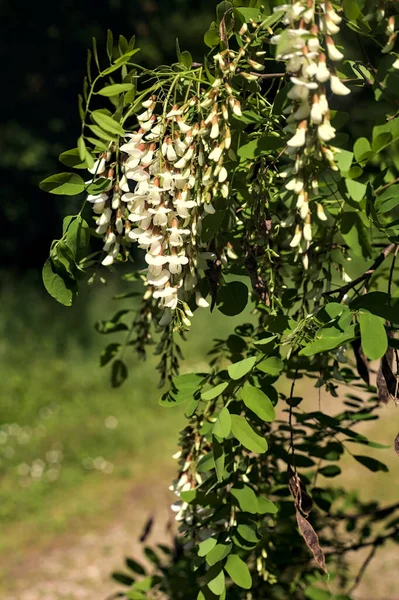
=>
[0,273,252,555]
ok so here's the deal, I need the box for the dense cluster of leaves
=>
[41,0,399,598]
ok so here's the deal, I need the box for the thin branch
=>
[376,176,399,196]
[324,243,397,300]
[347,545,378,595]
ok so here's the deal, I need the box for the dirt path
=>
[6,479,175,600]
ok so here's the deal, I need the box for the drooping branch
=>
[324,243,397,300]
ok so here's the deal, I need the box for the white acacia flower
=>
[307,37,320,53]
[316,60,330,83]
[393,58,399,70]
[88,157,107,175]
[290,226,302,248]
[317,203,328,221]
[287,84,309,101]
[147,269,170,287]
[300,200,309,219]
[310,99,323,125]
[322,15,340,35]
[148,207,170,227]
[293,102,310,120]
[325,3,342,25]
[87,192,108,205]
[326,38,344,61]
[195,291,210,308]
[176,118,192,133]
[290,76,318,90]
[97,208,112,227]
[287,125,307,148]
[210,117,219,140]
[318,119,336,142]
[103,232,116,252]
[208,146,223,162]
[153,286,178,309]
[102,254,114,266]
[168,226,191,247]
[287,55,304,72]
[303,222,312,241]
[330,75,351,96]
[174,200,197,218]
[168,254,189,274]
[93,201,106,214]
[145,253,168,266]
[319,93,329,114]
[126,167,151,183]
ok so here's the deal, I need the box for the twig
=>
[324,243,396,300]
[376,176,399,196]
[347,545,378,595]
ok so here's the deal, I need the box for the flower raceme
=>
[272,1,349,267]
[84,34,271,324]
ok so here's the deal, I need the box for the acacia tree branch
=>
[324,243,397,300]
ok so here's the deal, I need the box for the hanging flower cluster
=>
[272,1,349,268]
[84,23,266,324]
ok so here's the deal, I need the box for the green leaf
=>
[345,179,367,202]
[353,455,388,472]
[319,465,341,478]
[241,385,276,421]
[230,415,267,453]
[111,359,128,388]
[238,136,282,159]
[204,22,220,48]
[213,407,232,439]
[224,555,252,590]
[213,437,225,482]
[91,110,125,136]
[231,485,258,514]
[257,496,278,514]
[202,382,229,401]
[40,173,86,196]
[335,149,353,173]
[42,258,76,306]
[256,356,283,377]
[77,135,95,168]
[59,148,87,170]
[64,216,90,260]
[236,524,260,544]
[106,29,114,62]
[159,373,203,407]
[207,567,225,596]
[198,537,217,557]
[206,543,232,566]
[234,7,262,22]
[299,325,356,356]
[353,137,373,164]
[217,281,248,316]
[340,212,371,258]
[179,50,193,69]
[358,311,387,361]
[201,210,226,243]
[216,1,233,23]
[343,0,361,20]
[97,83,135,97]
[88,124,118,141]
[372,132,392,153]
[100,343,121,367]
[228,356,257,380]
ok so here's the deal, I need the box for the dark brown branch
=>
[324,243,396,300]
